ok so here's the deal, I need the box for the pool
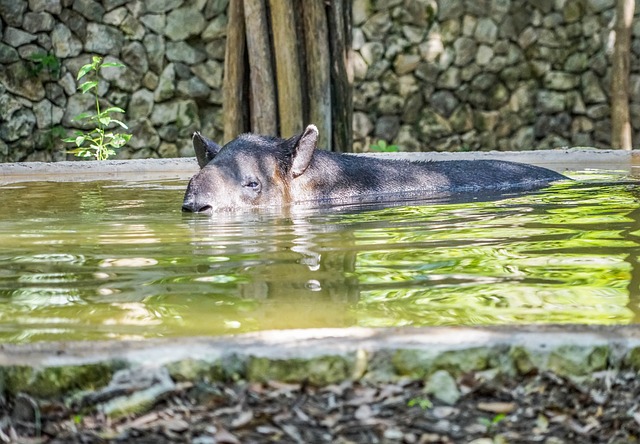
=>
[1,154,639,343]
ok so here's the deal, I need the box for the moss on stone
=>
[247,355,353,385]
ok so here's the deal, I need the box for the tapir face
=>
[182,125,319,213]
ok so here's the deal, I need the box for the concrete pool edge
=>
[1,148,640,183]
[2,325,640,400]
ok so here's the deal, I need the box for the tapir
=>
[182,124,568,213]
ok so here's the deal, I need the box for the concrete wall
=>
[0,0,639,161]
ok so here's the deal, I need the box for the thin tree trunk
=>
[327,0,353,152]
[243,0,277,135]
[268,0,304,138]
[302,0,332,150]
[611,0,634,150]
[223,0,247,143]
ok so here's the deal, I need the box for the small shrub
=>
[370,139,400,152]
[63,56,132,161]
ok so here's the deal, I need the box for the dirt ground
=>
[3,367,639,444]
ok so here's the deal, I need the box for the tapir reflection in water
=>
[181,124,568,213]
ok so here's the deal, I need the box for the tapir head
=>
[182,124,319,213]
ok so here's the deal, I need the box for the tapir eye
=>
[242,179,261,191]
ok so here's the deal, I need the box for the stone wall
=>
[0,0,227,161]
[352,0,640,152]
[0,0,639,161]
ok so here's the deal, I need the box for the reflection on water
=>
[0,172,639,342]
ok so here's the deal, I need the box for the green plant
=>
[29,52,61,79]
[63,56,132,160]
[43,125,68,151]
[370,139,399,152]
[407,397,433,410]
[478,413,506,433]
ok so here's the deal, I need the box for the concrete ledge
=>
[1,149,640,184]
[2,326,640,398]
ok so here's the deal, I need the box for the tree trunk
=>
[243,0,277,135]
[223,0,248,143]
[611,0,634,150]
[222,0,352,151]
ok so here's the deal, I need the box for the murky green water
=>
[1,171,639,342]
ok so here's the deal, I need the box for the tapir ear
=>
[193,132,222,169]
[291,124,318,178]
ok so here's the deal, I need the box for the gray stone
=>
[155,64,176,102]
[73,0,105,21]
[0,61,45,101]
[474,18,498,44]
[156,124,177,143]
[453,37,477,66]
[176,100,200,136]
[177,77,211,99]
[85,23,124,56]
[28,0,61,14]
[544,72,580,91]
[0,92,23,121]
[488,82,509,109]
[582,72,607,104]
[151,100,179,125]
[563,1,584,22]
[586,0,615,13]
[103,6,127,25]
[128,89,154,119]
[128,118,160,150]
[449,104,474,132]
[402,93,423,123]
[104,0,128,10]
[424,370,461,405]
[436,67,461,89]
[23,12,55,33]
[166,41,207,64]
[362,11,392,41]
[146,0,184,13]
[586,104,610,120]
[476,45,494,66]
[353,51,368,80]
[165,7,206,41]
[191,60,223,89]
[140,14,166,34]
[33,99,54,129]
[393,54,420,75]
[0,43,18,63]
[439,0,463,19]
[100,56,143,92]
[462,15,477,37]
[536,90,566,113]
[377,94,404,114]
[204,38,226,61]
[353,0,371,25]
[120,14,146,40]
[419,37,444,62]
[0,0,27,26]
[45,82,65,107]
[62,93,94,128]
[418,109,452,139]
[353,111,374,139]
[517,27,538,49]
[0,108,36,142]
[4,28,38,47]
[202,14,227,41]
[51,24,82,58]
[58,72,76,96]
[122,41,149,75]
[143,33,165,74]
[374,115,401,140]
[395,125,421,151]
[204,0,229,18]
[511,126,535,150]
[59,9,87,40]
[440,19,460,43]
[360,42,385,65]
[158,141,179,158]
[429,90,459,117]
[402,25,425,44]
[142,71,159,90]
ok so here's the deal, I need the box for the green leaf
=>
[72,112,92,122]
[91,55,102,65]
[77,63,94,80]
[109,119,129,129]
[102,107,126,114]
[79,81,98,93]
[98,116,111,126]
[101,62,125,69]
[74,135,86,147]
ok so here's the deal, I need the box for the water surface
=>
[0,171,639,342]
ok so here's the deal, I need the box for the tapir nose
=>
[182,201,213,213]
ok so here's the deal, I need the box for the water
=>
[0,171,639,343]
